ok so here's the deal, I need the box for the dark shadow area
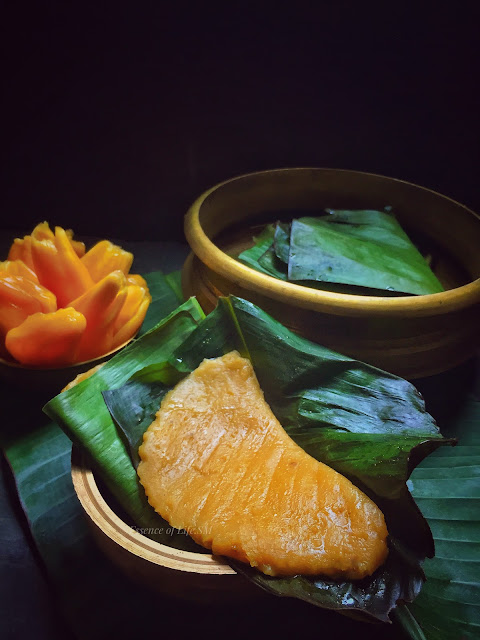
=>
[414,355,479,436]
[2,5,479,244]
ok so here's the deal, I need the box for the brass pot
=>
[183,168,480,378]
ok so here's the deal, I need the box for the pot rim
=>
[185,167,480,318]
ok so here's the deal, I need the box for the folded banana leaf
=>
[239,224,398,296]
[45,294,449,624]
[238,210,444,295]
[138,270,185,335]
[44,296,208,551]
[238,224,287,279]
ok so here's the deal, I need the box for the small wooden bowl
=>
[0,340,132,397]
[183,168,480,378]
[70,448,258,602]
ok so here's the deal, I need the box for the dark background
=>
[1,6,479,637]
[1,4,479,244]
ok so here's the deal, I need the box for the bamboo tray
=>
[183,168,480,378]
[70,447,259,602]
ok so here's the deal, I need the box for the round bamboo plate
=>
[183,168,480,379]
[70,448,259,602]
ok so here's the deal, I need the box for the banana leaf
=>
[271,221,291,264]
[238,225,402,296]
[238,224,288,279]
[102,361,185,469]
[405,399,480,639]
[45,295,450,623]
[44,296,208,551]
[138,270,184,335]
[238,210,444,295]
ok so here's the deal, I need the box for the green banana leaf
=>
[238,224,287,279]
[138,270,184,335]
[46,294,449,624]
[102,362,184,469]
[406,398,480,639]
[271,221,291,264]
[238,210,444,295]
[247,228,409,297]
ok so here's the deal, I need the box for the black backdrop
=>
[1,4,479,243]
[1,6,480,639]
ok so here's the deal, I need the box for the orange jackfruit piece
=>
[110,291,150,350]
[81,240,133,283]
[3,223,150,365]
[65,229,86,258]
[31,221,55,242]
[30,227,94,307]
[29,222,85,257]
[112,284,151,334]
[126,273,148,290]
[5,308,86,367]
[0,275,57,337]
[0,259,39,282]
[8,222,85,274]
[69,270,128,361]
[8,236,35,271]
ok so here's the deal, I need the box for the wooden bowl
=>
[183,168,480,378]
[70,448,258,602]
[0,339,132,397]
